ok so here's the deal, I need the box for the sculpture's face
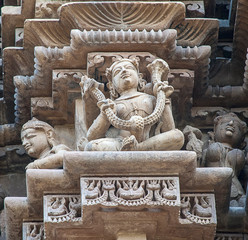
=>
[112,61,139,94]
[215,118,243,148]
[21,128,51,158]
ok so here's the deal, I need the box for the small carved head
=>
[214,113,247,148]
[106,58,146,99]
[21,118,56,158]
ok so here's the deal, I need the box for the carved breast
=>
[116,94,155,120]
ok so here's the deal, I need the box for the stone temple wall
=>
[0,0,248,239]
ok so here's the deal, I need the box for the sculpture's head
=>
[214,113,247,148]
[21,118,56,158]
[106,58,145,98]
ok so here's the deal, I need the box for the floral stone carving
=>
[79,57,184,151]
[21,118,71,169]
[81,177,180,208]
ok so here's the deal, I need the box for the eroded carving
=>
[215,233,246,240]
[180,194,216,225]
[233,0,248,66]
[203,113,247,206]
[35,2,62,19]
[23,222,44,240]
[79,57,184,151]
[185,1,205,17]
[183,125,204,166]
[31,70,85,125]
[21,118,70,169]
[45,195,81,223]
[81,177,180,207]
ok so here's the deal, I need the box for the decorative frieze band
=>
[23,222,44,240]
[215,233,247,240]
[44,195,81,223]
[81,177,180,208]
[71,29,177,45]
[180,193,216,225]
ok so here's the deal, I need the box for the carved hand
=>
[97,99,116,114]
[154,81,174,98]
[80,76,100,98]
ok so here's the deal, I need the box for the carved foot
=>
[121,135,138,151]
[77,137,89,151]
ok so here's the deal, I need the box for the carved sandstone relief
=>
[79,57,184,151]
[203,113,247,206]
[183,125,204,166]
[21,118,71,169]
[233,0,248,68]
[81,177,180,209]
[31,70,85,125]
[215,233,247,240]
[44,195,81,223]
[2,1,217,127]
[23,222,44,240]
[13,44,208,137]
[180,194,216,225]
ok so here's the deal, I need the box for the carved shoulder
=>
[226,149,245,174]
[205,142,225,166]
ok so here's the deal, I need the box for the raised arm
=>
[161,98,175,132]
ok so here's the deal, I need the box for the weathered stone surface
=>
[233,0,248,68]
[21,118,71,169]
[4,150,234,239]
[180,193,216,225]
[23,222,43,240]
[5,197,29,240]
[2,0,248,239]
[1,0,35,49]
[81,177,180,209]
[44,195,81,223]
[2,1,217,132]
[80,57,184,151]
[203,113,247,208]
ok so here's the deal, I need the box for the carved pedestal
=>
[3,151,230,240]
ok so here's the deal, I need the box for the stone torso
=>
[115,92,156,141]
[115,93,156,120]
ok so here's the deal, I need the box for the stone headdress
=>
[22,117,54,133]
[105,58,145,99]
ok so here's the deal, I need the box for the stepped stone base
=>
[4,151,232,239]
